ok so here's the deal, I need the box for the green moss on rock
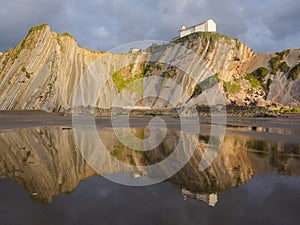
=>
[112,68,146,92]
[245,73,261,88]
[223,81,241,93]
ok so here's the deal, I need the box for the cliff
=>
[0,24,300,111]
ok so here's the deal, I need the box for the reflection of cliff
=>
[0,127,299,204]
[169,135,254,194]
[173,134,300,204]
[0,127,96,203]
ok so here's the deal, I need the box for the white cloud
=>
[94,26,110,37]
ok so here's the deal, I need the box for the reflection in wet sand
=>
[0,126,299,204]
[0,128,96,203]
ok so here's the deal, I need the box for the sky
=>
[0,0,300,53]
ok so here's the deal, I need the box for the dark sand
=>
[0,110,300,144]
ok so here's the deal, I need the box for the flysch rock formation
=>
[0,24,300,112]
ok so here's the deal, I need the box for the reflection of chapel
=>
[179,19,217,38]
[182,188,218,207]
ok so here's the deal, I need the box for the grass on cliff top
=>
[28,24,49,33]
[59,32,76,40]
[173,32,239,52]
[173,32,231,44]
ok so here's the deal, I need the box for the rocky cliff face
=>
[0,24,300,111]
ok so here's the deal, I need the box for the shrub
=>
[269,50,291,74]
[288,63,300,80]
[269,56,281,74]
[250,67,269,81]
[266,78,273,93]
[156,63,163,70]
[278,61,290,73]
[276,49,290,59]
[245,73,263,88]
[22,67,31,78]
[193,84,201,96]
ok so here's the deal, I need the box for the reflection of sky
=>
[1,173,300,225]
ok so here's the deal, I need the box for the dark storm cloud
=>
[0,0,299,53]
[0,0,68,51]
[263,0,300,40]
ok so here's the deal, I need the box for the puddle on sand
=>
[0,122,299,225]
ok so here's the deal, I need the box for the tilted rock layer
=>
[0,24,300,111]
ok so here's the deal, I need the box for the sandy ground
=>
[0,110,299,144]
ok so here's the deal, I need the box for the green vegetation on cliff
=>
[192,74,219,97]
[288,63,300,80]
[223,81,241,93]
[1,24,50,72]
[28,24,48,34]
[279,107,300,113]
[269,56,281,74]
[173,32,232,53]
[60,32,76,40]
[21,67,31,78]
[245,67,269,89]
[269,50,291,74]
[278,61,290,73]
[112,68,146,93]
[245,73,261,88]
[276,49,290,59]
[0,39,26,72]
